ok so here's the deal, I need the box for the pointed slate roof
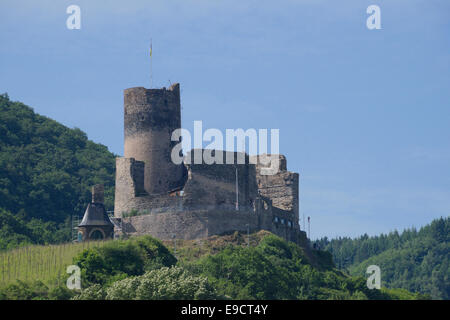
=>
[78,203,113,227]
[78,184,113,227]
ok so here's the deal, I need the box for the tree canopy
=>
[0,94,116,249]
[315,217,449,299]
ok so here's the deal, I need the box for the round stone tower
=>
[124,83,185,194]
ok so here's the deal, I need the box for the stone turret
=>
[78,185,114,241]
[123,83,186,195]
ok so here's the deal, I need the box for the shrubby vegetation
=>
[0,94,116,249]
[73,236,177,286]
[0,280,74,300]
[75,267,219,300]
[183,234,424,300]
[0,233,426,300]
[72,236,219,300]
[315,217,449,299]
[122,209,146,218]
[106,267,218,300]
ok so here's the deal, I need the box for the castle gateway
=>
[113,83,305,244]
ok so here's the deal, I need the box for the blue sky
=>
[1,0,449,239]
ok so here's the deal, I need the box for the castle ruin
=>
[113,83,305,244]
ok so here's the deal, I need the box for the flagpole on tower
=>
[150,38,153,89]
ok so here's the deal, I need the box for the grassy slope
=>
[0,240,110,288]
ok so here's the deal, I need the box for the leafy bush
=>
[72,284,105,300]
[47,285,76,300]
[73,236,177,285]
[0,280,75,300]
[105,267,219,300]
[0,280,48,300]
[189,234,325,299]
[381,287,429,300]
[122,209,140,218]
[187,233,416,300]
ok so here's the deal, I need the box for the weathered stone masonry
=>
[114,83,306,244]
[124,84,186,195]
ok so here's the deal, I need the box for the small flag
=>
[150,42,152,57]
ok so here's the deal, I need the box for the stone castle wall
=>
[114,151,301,243]
[115,151,258,217]
[116,200,300,243]
[251,154,300,228]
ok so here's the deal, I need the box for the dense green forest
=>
[0,233,428,300]
[315,217,449,300]
[0,94,116,249]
